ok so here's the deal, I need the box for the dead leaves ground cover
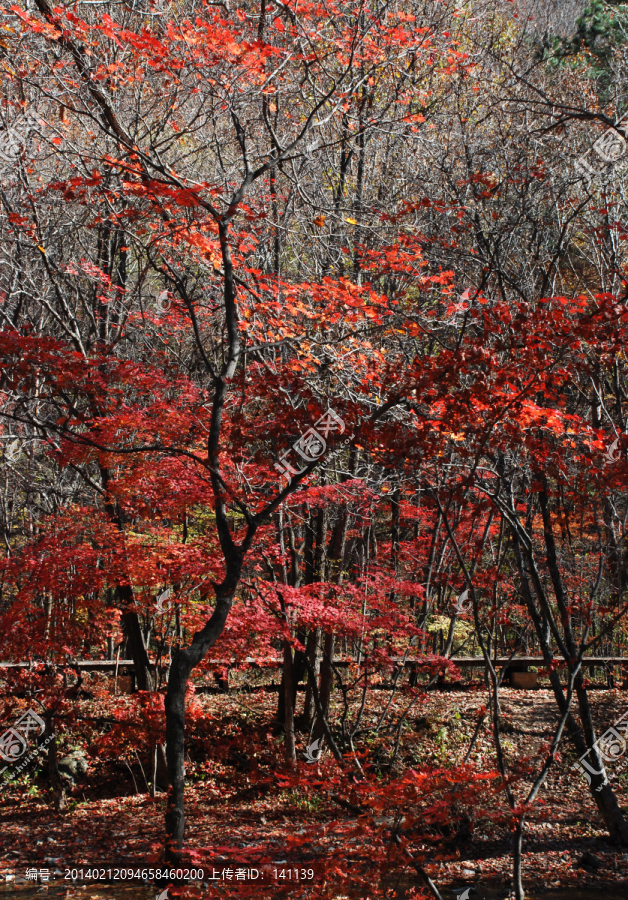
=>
[1,675,628,898]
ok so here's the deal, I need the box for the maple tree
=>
[2,0,628,897]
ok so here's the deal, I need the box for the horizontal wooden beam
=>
[1,657,628,671]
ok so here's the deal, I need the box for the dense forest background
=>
[3,1,628,898]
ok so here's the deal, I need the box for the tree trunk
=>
[45,715,67,814]
[165,650,189,860]
[164,587,238,862]
[283,639,296,765]
[390,487,400,573]
[121,604,154,691]
[310,504,349,743]
[513,818,524,900]
[512,527,628,845]
[100,464,154,692]
[291,628,308,709]
[303,627,320,726]
[301,508,327,723]
[312,631,334,744]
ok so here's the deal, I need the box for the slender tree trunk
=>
[121,603,154,691]
[311,504,349,742]
[100,464,154,691]
[291,628,308,709]
[390,487,400,573]
[303,627,320,726]
[164,586,241,861]
[312,631,334,744]
[277,517,301,725]
[302,507,328,722]
[304,509,315,584]
[45,714,66,814]
[513,818,524,900]
[512,527,628,844]
[537,486,628,844]
[165,650,190,860]
[283,640,296,765]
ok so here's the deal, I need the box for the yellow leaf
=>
[345,217,357,225]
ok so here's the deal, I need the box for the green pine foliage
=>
[538,1,628,94]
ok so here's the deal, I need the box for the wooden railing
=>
[1,656,627,670]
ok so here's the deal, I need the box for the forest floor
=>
[1,676,628,898]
